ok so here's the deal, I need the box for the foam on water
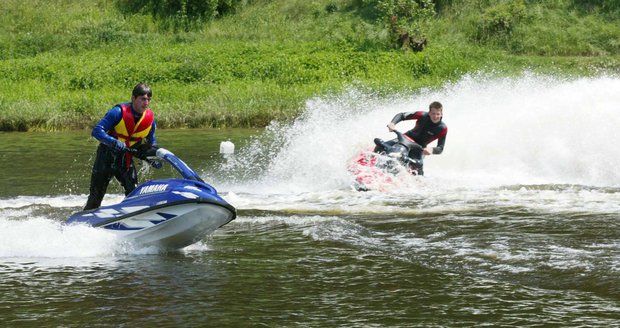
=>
[230,213,618,276]
[0,216,118,258]
[0,195,86,209]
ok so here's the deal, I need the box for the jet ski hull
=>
[68,199,235,250]
[102,201,235,250]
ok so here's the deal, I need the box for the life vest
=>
[110,103,154,169]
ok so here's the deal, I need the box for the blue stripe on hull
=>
[104,212,179,230]
[103,222,143,230]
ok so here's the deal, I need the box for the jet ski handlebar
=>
[120,146,202,182]
[155,148,204,182]
[392,130,406,144]
[391,130,423,152]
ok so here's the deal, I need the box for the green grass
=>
[0,0,618,131]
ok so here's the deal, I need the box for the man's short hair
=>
[429,101,442,110]
[132,83,152,98]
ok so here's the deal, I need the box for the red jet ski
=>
[348,130,422,191]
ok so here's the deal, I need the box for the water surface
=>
[1,75,619,326]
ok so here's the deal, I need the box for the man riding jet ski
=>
[349,101,447,191]
[376,101,447,176]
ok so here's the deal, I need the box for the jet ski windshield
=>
[153,148,204,182]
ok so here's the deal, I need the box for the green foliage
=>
[325,2,339,13]
[359,0,435,48]
[570,0,620,14]
[0,0,157,59]
[475,0,526,41]
[372,0,436,24]
[433,0,620,56]
[0,0,618,131]
[433,0,453,12]
[115,0,246,31]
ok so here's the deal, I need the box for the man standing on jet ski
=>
[376,101,447,176]
[83,83,161,210]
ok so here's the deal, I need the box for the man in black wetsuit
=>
[376,101,447,176]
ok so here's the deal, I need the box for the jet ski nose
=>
[373,138,385,148]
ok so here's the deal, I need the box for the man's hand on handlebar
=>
[387,123,396,132]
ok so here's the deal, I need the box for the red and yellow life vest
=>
[112,103,154,147]
[110,103,154,169]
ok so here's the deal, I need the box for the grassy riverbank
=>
[0,0,618,131]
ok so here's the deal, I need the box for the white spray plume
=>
[215,73,620,193]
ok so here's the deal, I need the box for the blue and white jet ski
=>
[67,148,236,250]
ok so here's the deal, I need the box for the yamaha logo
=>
[139,184,168,194]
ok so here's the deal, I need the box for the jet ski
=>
[67,147,236,250]
[348,130,422,191]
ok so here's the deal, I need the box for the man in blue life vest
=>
[375,101,448,176]
[83,83,161,210]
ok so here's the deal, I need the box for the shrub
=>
[476,0,526,41]
[359,0,435,50]
[115,0,246,31]
[571,0,620,14]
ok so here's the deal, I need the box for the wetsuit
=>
[83,104,157,210]
[377,111,447,175]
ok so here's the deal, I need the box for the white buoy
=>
[219,141,235,155]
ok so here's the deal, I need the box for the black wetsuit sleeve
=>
[390,112,420,124]
[432,127,447,154]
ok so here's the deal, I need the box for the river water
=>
[1,74,619,326]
